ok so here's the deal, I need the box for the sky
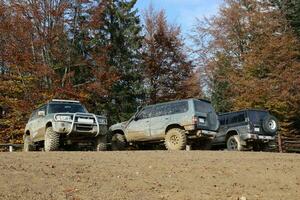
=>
[135,0,224,36]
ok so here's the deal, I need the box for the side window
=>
[228,114,236,124]
[137,107,152,120]
[237,112,245,123]
[169,101,188,114]
[228,112,245,124]
[152,104,168,118]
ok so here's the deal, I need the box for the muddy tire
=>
[95,135,107,151]
[44,127,60,152]
[23,135,33,152]
[165,128,187,150]
[226,135,244,151]
[111,133,126,151]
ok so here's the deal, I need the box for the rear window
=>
[193,100,214,113]
[48,103,87,114]
[247,111,268,123]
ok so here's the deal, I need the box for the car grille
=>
[75,124,93,132]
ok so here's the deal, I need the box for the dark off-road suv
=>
[24,99,108,151]
[212,109,278,151]
[109,99,220,150]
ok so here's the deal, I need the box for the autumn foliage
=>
[192,0,300,136]
[1,0,300,143]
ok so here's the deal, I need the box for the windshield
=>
[194,100,214,113]
[48,103,87,114]
[247,111,268,123]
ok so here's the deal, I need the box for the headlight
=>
[55,115,72,121]
[97,117,107,125]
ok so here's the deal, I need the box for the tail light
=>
[192,116,198,125]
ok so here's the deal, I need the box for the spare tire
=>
[262,115,278,135]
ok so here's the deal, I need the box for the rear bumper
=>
[190,130,217,138]
[241,133,275,142]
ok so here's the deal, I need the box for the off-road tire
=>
[111,133,126,151]
[95,135,107,151]
[165,128,187,150]
[262,116,278,135]
[226,135,244,151]
[23,135,33,152]
[44,127,60,152]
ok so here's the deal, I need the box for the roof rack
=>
[51,99,80,103]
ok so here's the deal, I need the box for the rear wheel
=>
[23,135,33,152]
[165,128,187,150]
[44,127,60,152]
[111,133,126,151]
[226,135,244,151]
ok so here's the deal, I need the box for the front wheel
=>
[111,133,126,151]
[226,135,244,151]
[44,127,60,152]
[165,128,187,150]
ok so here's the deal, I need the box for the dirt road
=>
[0,151,299,200]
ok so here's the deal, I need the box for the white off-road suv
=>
[23,99,108,151]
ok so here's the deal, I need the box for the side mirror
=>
[38,111,45,117]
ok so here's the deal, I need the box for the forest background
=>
[0,0,299,143]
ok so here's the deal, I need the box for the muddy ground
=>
[0,151,299,200]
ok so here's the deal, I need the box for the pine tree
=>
[94,0,144,123]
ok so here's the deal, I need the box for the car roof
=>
[143,98,211,108]
[218,109,269,116]
[49,99,81,104]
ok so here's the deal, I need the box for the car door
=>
[149,104,170,140]
[125,106,152,142]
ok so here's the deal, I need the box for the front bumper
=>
[52,113,107,136]
[53,121,107,136]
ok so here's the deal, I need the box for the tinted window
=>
[137,107,152,119]
[228,112,245,124]
[247,111,268,123]
[48,103,86,114]
[194,100,214,113]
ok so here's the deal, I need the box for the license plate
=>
[254,127,260,132]
[78,118,94,124]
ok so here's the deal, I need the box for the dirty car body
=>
[109,99,219,150]
[24,99,107,150]
[212,109,278,151]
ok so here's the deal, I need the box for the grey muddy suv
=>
[24,99,108,151]
[213,109,278,151]
[109,99,219,150]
